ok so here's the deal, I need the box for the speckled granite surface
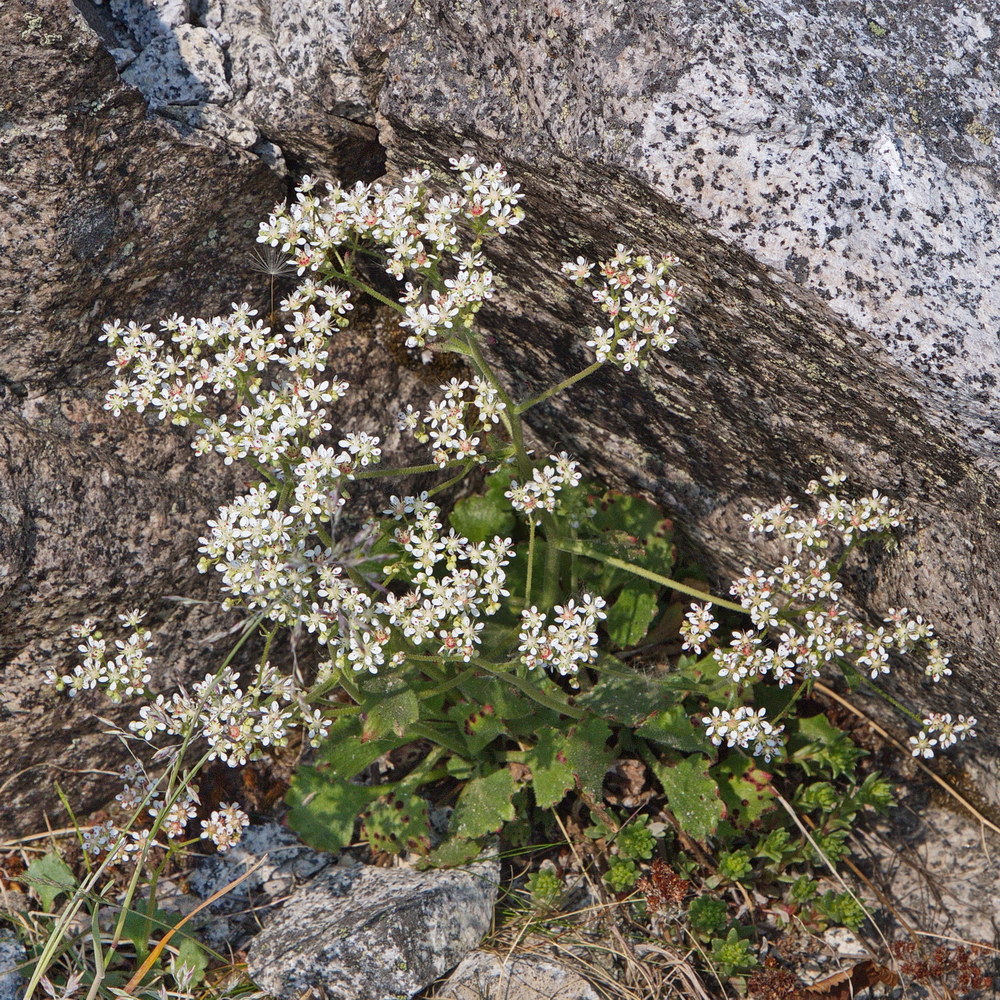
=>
[90,0,1000,432]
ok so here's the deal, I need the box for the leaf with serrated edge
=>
[452,768,517,840]
[652,754,724,841]
[563,717,614,799]
[286,767,380,852]
[526,728,576,808]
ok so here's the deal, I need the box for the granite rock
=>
[12,0,1000,834]
[0,929,26,1000]
[183,823,334,951]
[247,856,500,999]
[120,23,231,108]
[438,951,600,1000]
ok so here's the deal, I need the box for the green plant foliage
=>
[24,852,77,911]
[651,755,725,841]
[525,869,563,908]
[451,768,518,840]
[617,815,656,861]
[717,849,753,882]
[636,703,712,752]
[286,767,381,852]
[709,927,758,977]
[711,754,776,827]
[815,889,867,931]
[524,727,576,809]
[362,791,432,855]
[449,493,517,544]
[604,582,660,648]
[687,894,729,936]
[561,717,615,800]
[604,858,640,892]
[790,874,820,904]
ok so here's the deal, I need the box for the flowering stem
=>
[329,252,405,313]
[462,330,530,477]
[427,460,477,499]
[478,661,586,720]
[539,516,562,610]
[526,518,536,605]
[514,360,604,414]
[260,624,278,666]
[355,460,461,479]
[554,539,744,613]
[418,666,478,699]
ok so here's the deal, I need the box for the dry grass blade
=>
[120,854,268,995]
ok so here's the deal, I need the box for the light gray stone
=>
[108,0,190,49]
[0,928,26,1000]
[182,823,334,951]
[247,857,500,1000]
[120,23,230,108]
[438,951,600,1000]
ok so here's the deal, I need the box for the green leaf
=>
[562,717,614,799]
[426,837,484,868]
[794,712,844,746]
[25,851,77,911]
[120,905,174,958]
[449,494,516,544]
[591,493,663,539]
[363,688,420,740]
[637,705,712,753]
[577,668,690,727]
[316,716,408,780]
[525,728,575,808]
[285,767,380,852]
[652,754,724,841]
[452,768,517,840]
[604,582,660,648]
[447,703,506,756]
[173,933,209,985]
[361,791,431,855]
[712,753,776,827]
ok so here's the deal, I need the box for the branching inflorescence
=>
[51,156,970,871]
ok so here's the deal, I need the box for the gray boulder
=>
[439,951,600,1000]
[0,0,392,836]
[246,857,500,999]
[7,0,1000,835]
[0,928,26,1000]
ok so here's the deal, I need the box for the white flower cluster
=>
[398,376,507,467]
[102,296,353,461]
[518,596,608,681]
[562,243,681,371]
[703,706,784,763]
[379,494,514,663]
[908,712,977,758]
[504,452,582,522]
[258,157,524,349]
[200,802,251,852]
[83,763,207,860]
[47,613,152,701]
[685,473,966,760]
[130,663,328,766]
